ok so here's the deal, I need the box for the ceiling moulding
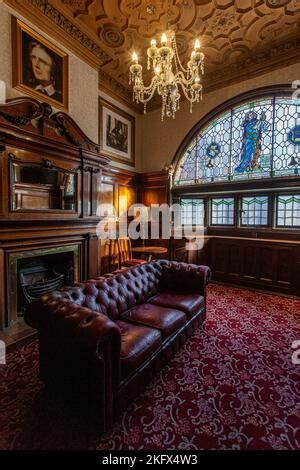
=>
[3,0,113,69]
[203,35,300,90]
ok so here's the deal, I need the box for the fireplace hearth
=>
[7,245,80,328]
[19,262,65,306]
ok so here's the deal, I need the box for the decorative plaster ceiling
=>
[5,0,300,111]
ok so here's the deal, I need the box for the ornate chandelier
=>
[129,30,204,121]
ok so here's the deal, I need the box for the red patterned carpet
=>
[0,284,299,450]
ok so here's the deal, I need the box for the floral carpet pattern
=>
[0,284,299,450]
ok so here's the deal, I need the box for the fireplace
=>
[7,245,80,328]
[19,263,65,305]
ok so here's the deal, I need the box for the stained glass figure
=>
[234,111,269,173]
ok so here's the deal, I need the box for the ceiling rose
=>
[146,4,156,15]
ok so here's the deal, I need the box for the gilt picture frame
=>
[12,17,69,111]
[99,98,135,167]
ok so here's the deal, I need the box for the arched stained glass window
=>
[174,95,300,186]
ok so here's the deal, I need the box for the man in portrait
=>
[13,19,67,109]
[22,37,62,103]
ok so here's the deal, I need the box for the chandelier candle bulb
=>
[194,39,201,50]
[132,52,138,63]
[161,33,168,45]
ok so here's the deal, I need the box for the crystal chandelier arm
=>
[135,82,159,104]
[181,85,198,103]
[179,81,202,105]
[135,75,160,95]
[174,71,197,87]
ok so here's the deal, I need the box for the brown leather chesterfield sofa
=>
[25,260,211,431]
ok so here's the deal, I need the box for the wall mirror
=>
[11,161,77,211]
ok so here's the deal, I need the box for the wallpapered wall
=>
[0,3,142,172]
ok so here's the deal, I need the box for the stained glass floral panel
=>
[241,196,269,226]
[211,198,234,225]
[277,195,300,227]
[180,199,204,225]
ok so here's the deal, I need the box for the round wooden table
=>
[132,246,168,262]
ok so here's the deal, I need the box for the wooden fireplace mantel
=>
[0,97,139,329]
[0,97,109,158]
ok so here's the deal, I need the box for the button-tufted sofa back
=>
[57,261,164,321]
[158,260,210,294]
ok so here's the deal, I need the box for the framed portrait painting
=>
[99,98,135,167]
[12,18,68,111]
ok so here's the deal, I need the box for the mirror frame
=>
[9,156,78,213]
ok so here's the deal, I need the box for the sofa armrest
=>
[158,261,211,295]
[25,293,122,430]
[25,293,121,349]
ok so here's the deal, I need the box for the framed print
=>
[99,98,135,167]
[12,18,68,111]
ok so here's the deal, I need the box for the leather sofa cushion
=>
[116,320,162,379]
[121,303,186,338]
[149,292,205,320]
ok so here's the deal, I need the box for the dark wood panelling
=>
[210,237,299,295]
[276,248,294,287]
[143,187,167,207]
[140,171,169,207]
[258,246,274,283]
[82,169,91,217]
[118,185,137,215]
[0,249,5,329]
[227,242,241,278]
[213,240,226,277]
[242,244,257,280]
